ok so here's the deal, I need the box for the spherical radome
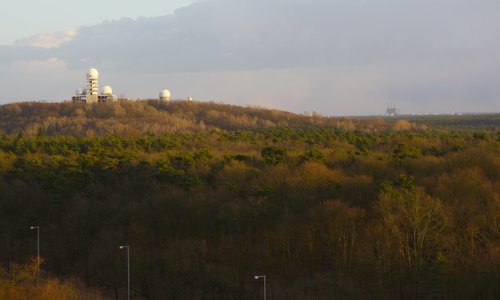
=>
[87,68,99,79]
[160,89,171,99]
[101,85,113,95]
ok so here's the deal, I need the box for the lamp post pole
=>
[254,275,266,300]
[30,226,40,284]
[120,246,130,300]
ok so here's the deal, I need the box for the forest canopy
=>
[0,101,499,299]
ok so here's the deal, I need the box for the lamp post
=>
[254,275,266,300]
[30,226,40,284]
[119,246,130,300]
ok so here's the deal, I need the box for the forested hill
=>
[0,100,422,136]
[0,100,499,299]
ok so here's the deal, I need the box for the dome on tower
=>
[87,68,99,79]
[101,85,113,95]
[159,89,171,101]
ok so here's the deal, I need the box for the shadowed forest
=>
[0,101,499,299]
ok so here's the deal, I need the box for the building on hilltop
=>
[159,89,171,102]
[72,68,175,103]
[72,68,117,103]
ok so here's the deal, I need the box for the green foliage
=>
[300,147,326,163]
[261,146,287,165]
[393,143,422,160]
[380,174,415,193]
[472,131,491,140]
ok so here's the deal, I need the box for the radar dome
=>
[87,68,99,79]
[101,85,113,95]
[159,89,171,101]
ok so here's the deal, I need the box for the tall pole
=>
[264,275,267,300]
[120,246,130,300]
[254,275,267,300]
[30,226,40,285]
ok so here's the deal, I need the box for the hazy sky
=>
[0,0,193,45]
[1,0,499,115]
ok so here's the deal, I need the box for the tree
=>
[300,148,326,164]
[375,184,449,297]
[261,146,287,166]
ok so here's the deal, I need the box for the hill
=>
[0,100,425,136]
[0,100,499,299]
[1,101,499,137]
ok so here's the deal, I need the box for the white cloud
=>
[14,30,77,49]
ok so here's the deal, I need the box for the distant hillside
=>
[0,100,415,136]
[1,101,498,136]
[403,114,500,129]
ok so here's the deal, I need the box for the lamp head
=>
[254,276,259,279]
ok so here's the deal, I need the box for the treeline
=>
[406,114,500,130]
[0,123,499,299]
[0,101,425,136]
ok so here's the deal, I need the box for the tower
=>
[72,68,117,103]
[86,68,99,103]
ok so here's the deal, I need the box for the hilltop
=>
[0,100,422,136]
[1,101,498,137]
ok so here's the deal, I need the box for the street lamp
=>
[119,245,130,300]
[254,275,266,300]
[30,226,40,284]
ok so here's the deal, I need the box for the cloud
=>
[14,30,77,49]
[0,57,81,102]
[47,0,500,73]
[1,0,500,115]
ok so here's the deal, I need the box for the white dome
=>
[159,89,171,99]
[87,68,99,79]
[101,85,113,95]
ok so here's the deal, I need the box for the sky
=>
[0,0,194,45]
[1,0,499,116]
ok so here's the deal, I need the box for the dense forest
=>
[0,101,499,299]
